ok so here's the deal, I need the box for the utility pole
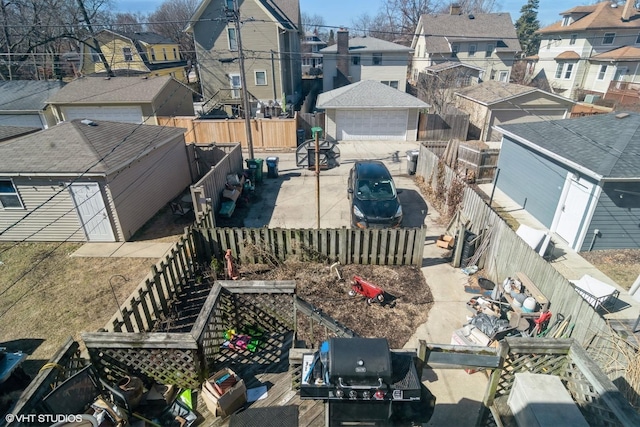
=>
[231,0,255,160]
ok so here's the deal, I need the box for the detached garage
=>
[317,80,430,141]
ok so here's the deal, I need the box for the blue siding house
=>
[494,112,640,252]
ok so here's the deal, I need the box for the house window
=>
[352,55,360,65]
[122,47,133,62]
[150,48,156,61]
[603,32,615,44]
[546,38,551,50]
[302,58,309,66]
[597,65,607,80]
[229,73,241,98]
[562,16,571,26]
[498,71,508,82]
[90,48,100,63]
[0,179,24,209]
[173,48,178,59]
[468,44,476,57]
[228,27,238,51]
[255,70,267,85]
[555,62,563,79]
[226,0,235,10]
[564,63,574,79]
[162,48,167,60]
[570,34,577,45]
[372,53,382,65]
[485,44,493,58]
[451,44,459,57]
[636,33,640,44]
[381,80,399,89]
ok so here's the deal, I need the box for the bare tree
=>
[108,12,146,33]
[148,0,198,63]
[417,67,476,113]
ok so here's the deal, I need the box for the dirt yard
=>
[580,249,640,290]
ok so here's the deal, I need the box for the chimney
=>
[335,28,351,88]
[450,3,462,15]
[621,0,634,21]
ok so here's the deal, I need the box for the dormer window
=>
[451,44,459,57]
[562,15,571,26]
[469,44,476,57]
[603,33,615,45]
[636,33,640,44]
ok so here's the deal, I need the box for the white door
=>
[336,110,408,140]
[230,74,241,99]
[69,183,115,242]
[554,176,593,247]
[62,106,144,124]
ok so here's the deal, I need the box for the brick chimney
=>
[450,3,462,15]
[334,28,351,88]
[621,0,635,21]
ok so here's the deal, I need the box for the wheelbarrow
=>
[349,275,385,305]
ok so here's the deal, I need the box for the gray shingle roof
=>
[321,36,412,53]
[0,81,65,112]
[0,126,40,143]
[316,80,430,109]
[121,31,175,45]
[0,120,185,174]
[419,13,520,54]
[497,112,640,179]
[46,76,173,104]
[455,81,538,104]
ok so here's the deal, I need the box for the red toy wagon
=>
[349,275,385,305]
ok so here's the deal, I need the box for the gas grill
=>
[300,337,424,426]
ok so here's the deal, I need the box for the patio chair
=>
[570,274,620,312]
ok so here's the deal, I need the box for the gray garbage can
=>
[266,156,279,178]
[406,150,419,175]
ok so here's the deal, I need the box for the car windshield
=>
[356,179,396,201]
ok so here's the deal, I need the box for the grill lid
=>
[328,337,391,385]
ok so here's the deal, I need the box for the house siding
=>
[153,79,196,117]
[0,178,93,242]
[192,0,290,105]
[497,137,567,227]
[455,96,488,140]
[407,109,419,141]
[106,135,191,240]
[581,181,640,251]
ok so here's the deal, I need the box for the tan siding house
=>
[186,0,302,116]
[46,76,195,125]
[0,120,190,242]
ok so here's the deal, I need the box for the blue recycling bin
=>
[266,156,279,178]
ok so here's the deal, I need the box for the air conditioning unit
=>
[584,94,601,104]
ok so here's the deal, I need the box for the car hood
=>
[354,198,400,219]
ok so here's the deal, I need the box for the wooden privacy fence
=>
[457,143,499,183]
[158,116,297,149]
[190,143,243,221]
[193,226,426,267]
[416,146,623,375]
[418,109,470,141]
[297,112,325,140]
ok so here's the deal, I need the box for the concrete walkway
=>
[477,183,640,322]
[70,241,174,258]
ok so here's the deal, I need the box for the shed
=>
[0,120,189,242]
[46,75,194,125]
[455,81,575,145]
[0,80,65,128]
[494,112,640,251]
[316,80,430,141]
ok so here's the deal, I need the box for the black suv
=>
[347,161,403,228]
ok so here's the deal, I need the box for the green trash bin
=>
[246,158,264,183]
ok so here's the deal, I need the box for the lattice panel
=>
[563,361,620,426]
[212,331,294,375]
[495,352,569,398]
[89,347,201,389]
[199,291,234,370]
[290,362,302,391]
[233,292,295,332]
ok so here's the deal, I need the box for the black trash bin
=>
[266,156,279,178]
[246,158,264,183]
[406,150,419,175]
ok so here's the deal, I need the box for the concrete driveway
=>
[244,140,426,228]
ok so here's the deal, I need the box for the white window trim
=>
[227,27,238,51]
[603,32,615,45]
[485,44,494,58]
[229,73,241,99]
[255,70,267,86]
[564,63,574,79]
[122,47,133,62]
[597,64,607,80]
[570,34,577,45]
[636,33,640,44]
[372,53,382,65]
[468,44,477,57]
[0,178,25,209]
[498,71,508,82]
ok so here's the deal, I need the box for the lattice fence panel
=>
[233,292,296,333]
[89,347,201,389]
[494,352,569,398]
[200,291,234,369]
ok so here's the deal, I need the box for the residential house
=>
[80,30,188,82]
[185,0,302,116]
[316,80,430,141]
[0,81,65,128]
[301,31,327,76]
[411,5,521,85]
[535,0,640,101]
[454,81,575,144]
[321,30,412,92]
[0,120,190,242]
[46,76,195,125]
[494,112,640,251]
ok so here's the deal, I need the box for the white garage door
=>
[62,106,144,124]
[336,109,408,140]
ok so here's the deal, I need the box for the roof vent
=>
[469,14,475,19]
[80,119,97,126]
[615,112,629,119]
